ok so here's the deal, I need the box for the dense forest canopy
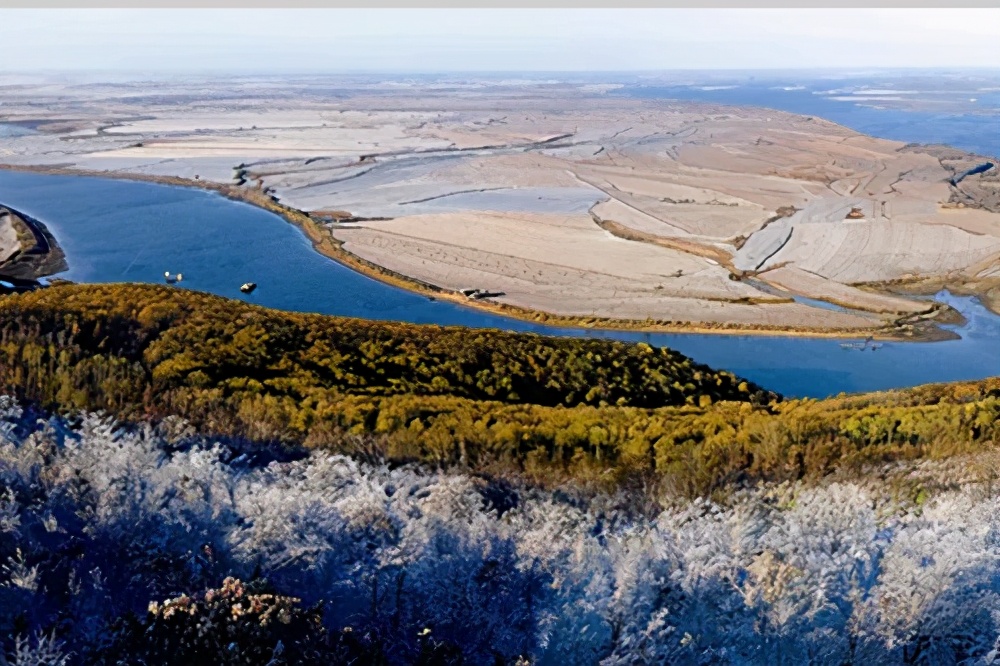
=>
[0,283,771,411]
[1,283,999,497]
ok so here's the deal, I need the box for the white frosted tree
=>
[2,398,1000,664]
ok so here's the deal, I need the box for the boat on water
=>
[840,336,883,351]
[164,271,183,284]
[240,282,257,294]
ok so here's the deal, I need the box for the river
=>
[1,168,998,399]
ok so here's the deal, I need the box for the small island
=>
[0,204,66,287]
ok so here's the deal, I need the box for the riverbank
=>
[0,162,973,342]
[863,275,1000,320]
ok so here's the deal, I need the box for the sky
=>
[2,8,999,73]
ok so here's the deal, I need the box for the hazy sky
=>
[3,8,999,73]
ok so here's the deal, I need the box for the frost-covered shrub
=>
[103,577,330,665]
[3,398,1000,664]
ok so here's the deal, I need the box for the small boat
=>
[164,271,183,284]
[240,282,257,294]
[840,336,882,351]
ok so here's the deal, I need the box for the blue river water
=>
[0,168,998,399]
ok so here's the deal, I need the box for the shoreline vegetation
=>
[0,163,978,343]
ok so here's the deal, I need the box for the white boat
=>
[240,282,257,294]
[164,271,183,284]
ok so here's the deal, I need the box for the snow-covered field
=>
[2,77,998,331]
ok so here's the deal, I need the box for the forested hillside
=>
[0,283,769,411]
[1,284,1000,496]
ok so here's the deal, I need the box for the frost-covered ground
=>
[4,76,1000,330]
[3,397,1000,664]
